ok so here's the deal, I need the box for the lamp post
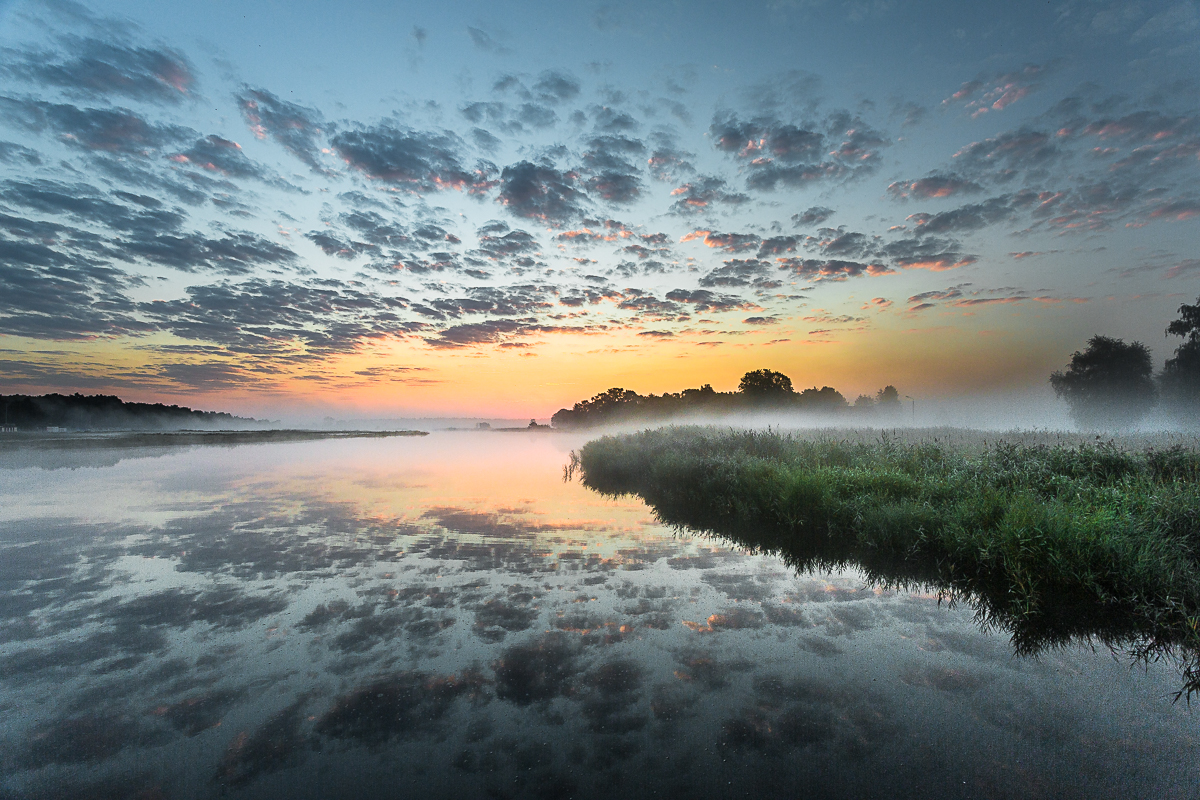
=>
[904,395,915,422]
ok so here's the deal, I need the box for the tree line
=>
[550,371,902,429]
[1051,295,1200,429]
[0,393,257,431]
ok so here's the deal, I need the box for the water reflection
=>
[0,433,1196,799]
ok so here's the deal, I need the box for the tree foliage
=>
[0,393,255,431]
[551,370,900,428]
[1161,296,1200,422]
[1050,336,1157,429]
[738,368,794,399]
[876,385,901,408]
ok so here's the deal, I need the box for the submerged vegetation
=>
[573,426,1200,698]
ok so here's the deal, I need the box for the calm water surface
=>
[0,433,1196,799]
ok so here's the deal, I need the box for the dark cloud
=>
[669,176,749,214]
[461,100,506,126]
[699,258,778,289]
[776,257,893,281]
[711,115,825,162]
[517,102,557,128]
[647,145,694,182]
[172,135,282,185]
[0,97,191,155]
[793,206,834,227]
[586,172,640,204]
[331,124,486,193]
[140,278,418,358]
[532,70,581,103]
[553,218,645,245]
[87,152,216,206]
[681,230,761,253]
[664,289,754,312]
[711,112,888,190]
[803,226,877,259]
[905,284,970,312]
[887,174,984,200]
[2,178,296,276]
[238,88,329,173]
[477,224,541,260]
[307,209,440,263]
[591,106,639,132]
[0,141,42,165]
[558,287,621,307]
[0,236,145,340]
[0,36,195,103]
[1,178,185,233]
[893,101,927,127]
[1149,197,1200,222]
[952,128,1060,179]
[112,229,297,275]
[467,26,511,55]
[880,235,977,270]
[470,126,501,151]
[757,235,802,256]
[423,318,571,349]
[581,135,645,204]
[341,209,411,248]
[942,64,1049,118]
[615,288,684,319]
[905,194,1020,235]
[497,161,586,224]
[155,361,258,389]
[413,285,558,321]
[462,99,559,138]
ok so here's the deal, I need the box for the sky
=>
[0,0,1197,419]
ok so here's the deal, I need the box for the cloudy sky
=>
[0,0,1197,417]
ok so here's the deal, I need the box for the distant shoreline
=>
[0,429,428,452]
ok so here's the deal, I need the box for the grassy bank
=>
[573,427,1200,698]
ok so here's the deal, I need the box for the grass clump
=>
[572,426,1200,699]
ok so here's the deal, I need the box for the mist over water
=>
[1,433,1197,799]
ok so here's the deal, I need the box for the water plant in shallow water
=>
[571,426,1200,700]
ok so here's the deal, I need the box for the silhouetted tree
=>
[0,393,253,431]
[853,394,875,408]
[738,369,793,403]
[1050,336,1157,429]
[875,385,901,408]
[1160,296,1200,423]
[797,386,847,411]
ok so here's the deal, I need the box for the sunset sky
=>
[0,0,1197,418]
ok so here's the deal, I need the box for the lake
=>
[1,433,1196,799]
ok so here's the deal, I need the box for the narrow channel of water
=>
[0,433,1195,798]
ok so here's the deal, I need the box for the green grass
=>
[572,426,1200,699]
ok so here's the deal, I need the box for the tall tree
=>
[738,369,794,402]
[1050,336,1157,429]
[875,385,901,408]
[1160,296,1200,423]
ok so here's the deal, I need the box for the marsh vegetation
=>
[573,426,1200,698]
